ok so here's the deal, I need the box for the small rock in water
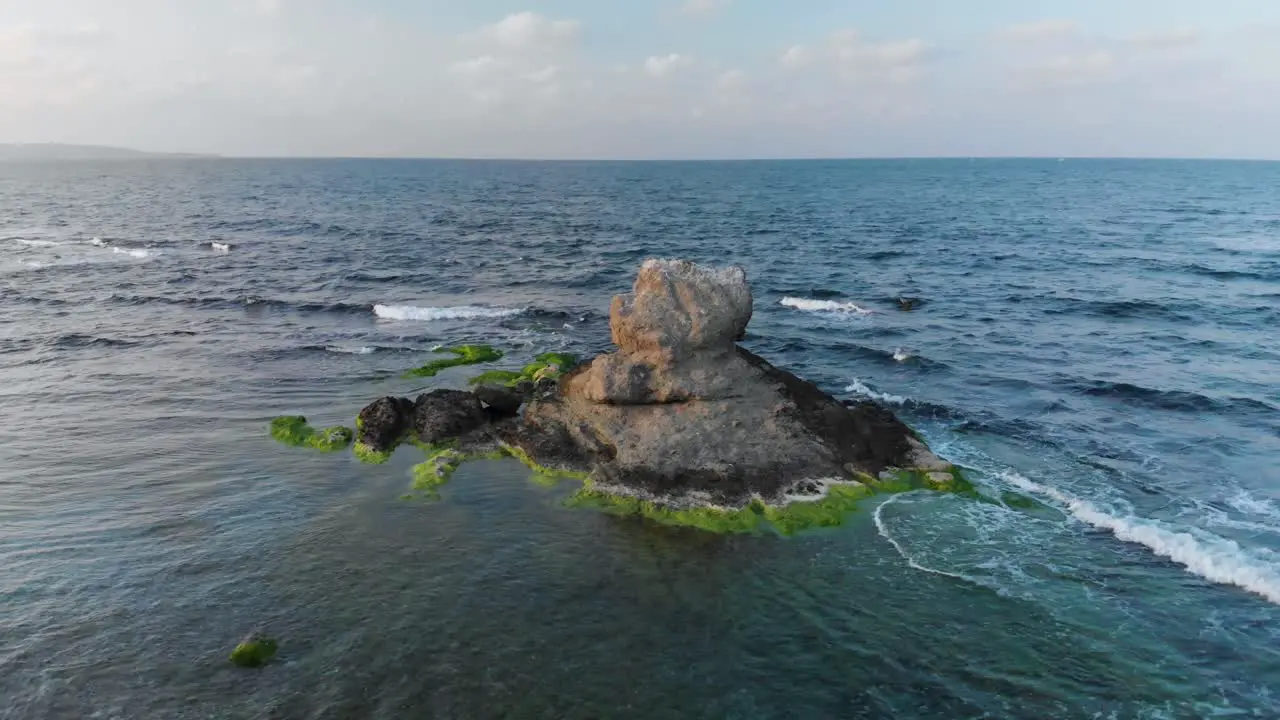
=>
[413,389,487,444]
[229,632,278,668]
[896,297,924,311]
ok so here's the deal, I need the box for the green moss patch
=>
[229,636,278,668]
[405,344,503,379]
[353,442,395,465]
[467,370,525,387]
[405,446,509,500]
[503,443,590,481]
[467,351,579,387]
[566,481,880,536]
[269,416,354,452]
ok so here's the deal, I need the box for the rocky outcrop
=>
[497,258,952,507]
[342,258,956,516]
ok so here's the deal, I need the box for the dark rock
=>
[473,384,525,418]
[356,396,414,451]
[413,389,487,445]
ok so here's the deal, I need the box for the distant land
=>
[0,143,217,161]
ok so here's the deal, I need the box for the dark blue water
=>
[2,159,1279,719]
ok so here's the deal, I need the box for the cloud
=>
[254,0,284,16]
[644,53,690,77]
[779,45,812,70]
[480,12,581,52]
[680,0,731,19]
[994,19,1079,43]
[1129,29,1201,49]
[781,30,929,86]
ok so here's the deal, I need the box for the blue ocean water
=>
[1,158,1278,719]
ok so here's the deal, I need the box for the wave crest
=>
[372,304,524,321]
[845,377,908,406]
[1003,471,1280,605]
[780,297,872,315]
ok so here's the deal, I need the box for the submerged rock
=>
[229,632,278,668]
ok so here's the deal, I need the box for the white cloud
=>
[680,0,731,19]
[254,0,284,17]
[1016,50,1116,88]
[779,45,812,70]
[1130,29,1201,49]
[480,12,581,52]
[994,19,1079,43]
[779,30,929,86]
[644,53,690,78]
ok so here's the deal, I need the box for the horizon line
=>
[10,153,1280,163]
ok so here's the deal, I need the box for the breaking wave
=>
[1002,471,1280,606]
[111,247,157,259]
[845,377,908,406]
[373,304,524,321]
[780,297,872,315]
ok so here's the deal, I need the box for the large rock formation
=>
[498,259,951,507]
[347,258,955,513]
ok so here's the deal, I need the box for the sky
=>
[2,0,1280,159]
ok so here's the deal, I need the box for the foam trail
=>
[373,304,523,321]
[780,297,872,315]
[211,242,231,253]
[325,345,376,355]
[874,494,976,583]
[111,247,156,259]
[14,239,57,247]
[845,377,908,405]
[893,348,912,362]
[1002,471,1280,605]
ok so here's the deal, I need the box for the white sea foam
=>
[21,261,46,269]
[14,238,57,247]
[892,348,912,362]
[780,297,872,315]
[90,237,107,247]
[1001,470,1280,606]
[325,345,376,355]
[373,304,523,321]
[874,493,976,583]
[845,377,908,405]
[112,247,156,259]
[211,242,231,253]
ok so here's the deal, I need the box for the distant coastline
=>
[0,143,218,162]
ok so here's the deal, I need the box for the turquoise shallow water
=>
[2,158,1279,718]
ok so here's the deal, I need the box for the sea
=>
[1,158,1278,719]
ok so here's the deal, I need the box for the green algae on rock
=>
[229,634,278,668]
[353,441,395,465]
[467,351,580,388]
[405,345,503,379]
[269,416,354,452]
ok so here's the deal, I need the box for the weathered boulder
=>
[414,389,487,445]
[356,396,414,451]
[609,259,751,363]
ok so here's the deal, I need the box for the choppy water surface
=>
[2,159,1279,719]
